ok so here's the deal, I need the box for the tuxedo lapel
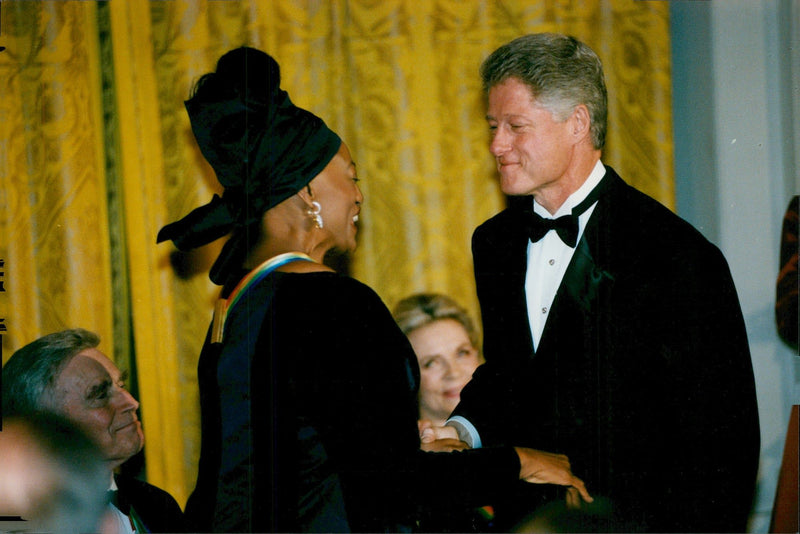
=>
[536,177,617,356]
[536,241,597,356]
[560,237,612,314]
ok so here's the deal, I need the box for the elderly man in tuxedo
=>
[445,33,760,532]
[2,328,185,533]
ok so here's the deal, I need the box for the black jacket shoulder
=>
[115,473,186,533]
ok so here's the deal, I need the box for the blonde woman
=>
[394,293,484,427]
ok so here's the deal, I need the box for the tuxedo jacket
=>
[115,473,186,532]
[454,167,760,532]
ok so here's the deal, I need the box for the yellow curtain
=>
[1,0,672,507]
[0,3,115,364]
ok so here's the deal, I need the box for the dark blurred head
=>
[0,413,109,533]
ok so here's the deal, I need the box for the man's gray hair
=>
[480,32,608,150]
[2,328,100,416]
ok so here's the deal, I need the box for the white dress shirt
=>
[525,160,605,350]
[108,477,136,534]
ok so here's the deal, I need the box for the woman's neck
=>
[244,203,333,269]
[243,232,330,269]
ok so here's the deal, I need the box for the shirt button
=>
[542,307,548,314]
[548,259,555,265]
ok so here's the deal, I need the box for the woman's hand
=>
[514,447,593,505]
[418,420,468,452]
[419,438,470,452]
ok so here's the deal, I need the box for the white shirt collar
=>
[533,160,606,218]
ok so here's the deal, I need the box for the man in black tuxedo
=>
[2,328,185,533]
[446,33,760,532]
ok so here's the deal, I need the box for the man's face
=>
[486,77,575,200]
[51,348,144,469]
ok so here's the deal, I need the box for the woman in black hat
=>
[158,47,591,533]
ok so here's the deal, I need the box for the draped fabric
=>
[0,0,673,506]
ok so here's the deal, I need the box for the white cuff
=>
[445,415,482,449]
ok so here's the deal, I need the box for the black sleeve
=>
[451,220,530,447]
[597,220,760,532]
[280,276,522,530]
[654,243,760,532]
[115,474,187,533]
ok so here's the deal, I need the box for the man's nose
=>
[115,387,140,412]
[490,128,510,156]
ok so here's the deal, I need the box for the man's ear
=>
[571,104,592,143]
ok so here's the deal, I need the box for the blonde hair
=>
[393,293,480,348]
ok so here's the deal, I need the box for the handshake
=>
[418,420,593,507]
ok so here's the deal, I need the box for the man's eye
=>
[87,379,115,401]
[88,389,109,402]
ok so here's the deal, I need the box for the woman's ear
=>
[297,184,315,205]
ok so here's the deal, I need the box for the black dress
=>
[184,270,521,533]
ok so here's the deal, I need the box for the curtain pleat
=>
[106,0,188,505]
[1,0,672,506]
[0,1,114,362]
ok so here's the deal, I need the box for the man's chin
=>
[131,433,145,457]
[106,444,144,470]
[499,174,532,196]
[106,432,145,467]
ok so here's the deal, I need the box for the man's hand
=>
[418,420,468,452]
[565,487,588,509]
[514,447,593,505]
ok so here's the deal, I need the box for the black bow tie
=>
[526,212,579,247]
[522,174,612,247]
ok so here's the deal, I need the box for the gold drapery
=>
[0,1,673,506]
